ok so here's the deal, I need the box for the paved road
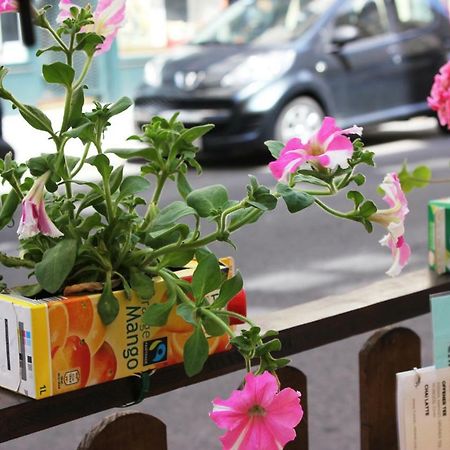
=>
[1,113,450,449]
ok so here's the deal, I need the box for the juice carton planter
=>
[0,258,246,399]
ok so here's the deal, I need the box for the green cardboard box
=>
[428,198,450,274]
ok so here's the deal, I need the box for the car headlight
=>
[221,50,296,87]
[144,59,164,87]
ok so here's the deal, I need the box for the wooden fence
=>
[0,268,448,449]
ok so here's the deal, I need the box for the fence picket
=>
[77,411,168,450]
[278,366,308,450]
[359,327,421,450]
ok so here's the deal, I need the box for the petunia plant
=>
[0,1,411,448]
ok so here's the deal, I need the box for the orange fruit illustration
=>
[62,335,91,387]
[52,347,69,393]
[88,341,117,385]
[48,302,69,357]
[164,305,194,334]
[65,296,94,337]
[84,310,107,355]
[64,296,106,354]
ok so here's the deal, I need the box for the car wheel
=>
[274,96,324,143]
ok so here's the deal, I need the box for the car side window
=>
[391,0,435,30]
[334,0,390,39]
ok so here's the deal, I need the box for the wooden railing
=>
[1,268,449,449]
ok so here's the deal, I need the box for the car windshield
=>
[192,0,335,45]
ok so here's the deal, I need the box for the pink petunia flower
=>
[57,0,125,54]
[428,61,450,129]
[269,117,362,182]
[0,0,17,14]
[17,172,63,240]
[210,371,303,450]
[370,172,411,277]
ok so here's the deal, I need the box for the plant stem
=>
[215,310,257,328]
[73,55,93,89]
[228,208,262,232]
[151,231,219,259]
[42,18,69,52]
[152,173,167,205]
[60,86,73,133]
[314,198,354,219]
[0,252,35,268]
[200,308,235,338]
[219,200,246,233]
[95,142,115,223]
[71,142,91,178]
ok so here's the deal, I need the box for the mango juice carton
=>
[0,258,246,399]
[428,198,450,274]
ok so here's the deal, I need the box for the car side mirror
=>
[331,25,361,48]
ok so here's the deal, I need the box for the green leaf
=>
[212,271,243,309]
[12,283,42,298]
[76,32,104,56]
[142,298,175,326]
[347,190,364,208]
[173,124,214,150]
[359,200,377,218]
[412,165,431,187]
[161,249,195,268]
[183,326,209,377]
[229,207,263,229]
[119,176,151,199]
[192,253,223,301]
[63,120,92,138]
[0,190,20,230]
[146,223,190,247]
[87,154,112,179]
[19,105,53,133]
[293,173,329,187]
[108,97,133,117]
[398,162,432,193]
[177,172,192,199]
[176,303,196,326]
[202,311,227,337]
[129,268,154,300]
[42,62,75,87]
[353,174,366,186]
[265,140,284,158]
[187,185,229,217]
[254,338,282,357]
[276,184,314,213]
[35,239,77,293]
[68,86,85,128]
[106,147,158,161]
[98,281,120,325]
[109,166,124,194]
[36,46,65,57]
[153,201,197,227]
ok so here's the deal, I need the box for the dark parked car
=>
[134,0,450,157]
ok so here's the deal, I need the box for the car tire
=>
[273,96,324,143]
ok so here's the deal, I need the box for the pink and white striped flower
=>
[269,117,362,182]
[370,172,410,277]
[17,172,63,240]
[57,0,125,54]
[210,371,303,450]
[56,0,74,22]
[0,0,17,14]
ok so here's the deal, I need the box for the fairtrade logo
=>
[143,337,168,366]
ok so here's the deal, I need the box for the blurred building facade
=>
[0,0,228,109]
